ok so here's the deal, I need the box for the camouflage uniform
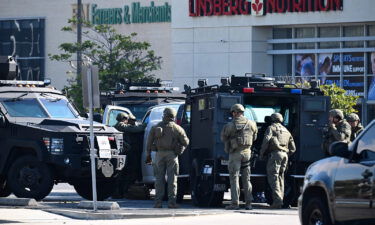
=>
[347,113,364,142]
[221,104,257,210]
[260,113,296,209]
[146,108,189,208]
[322,109,351,155]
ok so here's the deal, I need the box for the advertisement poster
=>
[317,53,365,97]
[295,54,315,77]
[368,52,375,100]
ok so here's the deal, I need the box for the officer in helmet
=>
[259,113,295,209]
[347,113,364,141]
[322,109,351,155]
[221,104,257,210]
[145,107,189,208]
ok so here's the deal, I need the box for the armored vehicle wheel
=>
[73,179,115,201]
[190,161,224,207]
[0,181,11,197]
[7,155,54,200]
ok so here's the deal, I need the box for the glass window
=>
[273,28,292,39]
[149,104,181,122]
[119,103,151,120]
[108,109,130,127]
[273,43,292,50]
[319,42,340,49]
[368,25,375,47]
[319,27,340,37]
[2,98,48,118]
[356,123,375,158]
[244,105,278,123]
[40,98,77,119]
[344,25,364,48]
[295,27,315,38]
[273,55,292,76]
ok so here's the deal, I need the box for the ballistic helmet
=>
[163,107,177,118]
[271,113,283,123]
[329,109,344,120]
[347,113,360,122]
[230,104,245,113]
[116,112,129,122]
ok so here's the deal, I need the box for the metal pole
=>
[77,0,82,82]
[87,65,98,211]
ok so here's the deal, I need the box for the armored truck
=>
[0,59,125,200]
[180,75,330,207]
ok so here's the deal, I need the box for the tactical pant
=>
[153,150,179,204]
[228,148,252,205]
[266,151,288,206]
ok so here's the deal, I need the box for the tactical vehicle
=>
[180,75,330,207]
[100,79,185,120]
[299,120,375,225]
[0,58,126,200]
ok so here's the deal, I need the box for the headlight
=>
[50,138,64,154]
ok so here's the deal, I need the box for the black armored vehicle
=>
[0,59,126,201]
[180,75,330,207]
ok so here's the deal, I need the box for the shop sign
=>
[91,1,171,25]
[189,0,343,17]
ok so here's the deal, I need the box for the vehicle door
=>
[333,122,375,221]
[102,105,133,126]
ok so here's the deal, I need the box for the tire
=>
[0,181,11,197]
[7,155,54,200]
[302,197,332,225]
[190,161,224,207]
[73,179,115,201]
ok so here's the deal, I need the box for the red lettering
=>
[267,0,276,13]
[189,0,197,16]
[213,0,222,15]
[197,0,207,16]
[293,0,303,12]
[239,0,250,15]
[276,0,285,12]
[230,0,239,15]
[222,0,230,15]
[205,0,214,15]
[318,0,330,11]
[307,0,313,11]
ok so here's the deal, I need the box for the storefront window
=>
[368,25,375,47]
[0,19,45,80]
[273,55,292,76]
[273,28,292,39]
[319,26,340,37]
[368,52,375,100]
[343,25,364,48]
[296,54,315,77]
[295,27,315,49]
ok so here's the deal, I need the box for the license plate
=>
[97,136,111,159]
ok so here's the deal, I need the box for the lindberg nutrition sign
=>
[189,0,343,17]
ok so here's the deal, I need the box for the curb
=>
[43,209,227,220]
[0,198,38,207]
[78,201,120,210]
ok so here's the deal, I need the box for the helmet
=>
[129,114,136,120]
[329,109,344,120]
[116,112,129,122]
[271,113,283,123]
[347,113,360,122]
[163,107,177,118]
[230,104,245,113]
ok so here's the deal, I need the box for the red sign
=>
[189,0,343,17]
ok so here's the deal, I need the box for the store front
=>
[172,0,375,124]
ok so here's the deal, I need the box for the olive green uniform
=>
[146,117,189,206]
[260,122,296,207]
[221,115,257,206]
[322,120,351,155]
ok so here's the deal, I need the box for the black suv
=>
[0,80,125,200]
[299,120,375,225]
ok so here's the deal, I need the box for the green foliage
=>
[49,18,162,109]
[320,84,359,115]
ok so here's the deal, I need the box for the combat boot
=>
[153,202,162,208]
[225,204,240,210]
[245,202,252,210]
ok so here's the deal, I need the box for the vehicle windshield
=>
[244,105,280,123]
[2,98,48,118]
[118,103,152,120]
[144,104,181,124]
[1,97,77,119]
[40,98,77,119]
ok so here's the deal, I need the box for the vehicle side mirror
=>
[0,115,7,128]
[329,141,351,158]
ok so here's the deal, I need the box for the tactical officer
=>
[221,104,258,210]
[322,109,351,155]
[114,113,146,198]
[145,107,189,208]
[259,113,296,209]
[347,113,364,141]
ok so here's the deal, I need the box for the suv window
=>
[2,98,48,118]
[108,109,129,127]
[356,123,375,161]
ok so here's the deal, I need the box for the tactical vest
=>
[231,120,253,149]
[270,123,291,152]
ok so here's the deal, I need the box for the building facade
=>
[172,0,375,123]
[0,0,172,90]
